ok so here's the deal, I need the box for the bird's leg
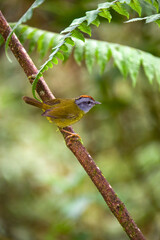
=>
[60,128,81,145]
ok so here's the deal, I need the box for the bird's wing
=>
[41,105,78,119]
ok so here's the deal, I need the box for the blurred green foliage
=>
[0,0,160,240]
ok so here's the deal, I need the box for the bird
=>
[23,95,101,141]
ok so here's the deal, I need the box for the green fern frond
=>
[29,0,140,99]
[11,25,160,90]
[5,0,160,99]
[125,13,160,24]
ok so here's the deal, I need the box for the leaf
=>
[141,52,155,84]
[47,61,53,68]
[129,0,142,16]
[60,44,69,52]
[84,40,97,73]
[153,0,159,12]
[91,17,100,27]
[65,37,75,46]
[5,0,45,62]
[78,22,92,36]
[39,33,55,59]
[12,23,160,93]
[125,14,160,24]
[55,52,64,61]
[52,38,65,49]
[119,0,131,3]
[86,9,100,25]
[145,13,160,23]
[74,40,85,65]
[117,46,141,86]
[71,29,85,42]
[62,44,73,62]
[51,57,58,65]
[152,56,160,85]
[98,2,115,9]
[16,25,33,43]
[28,29,44,53]
[125,16,147,23]
[61,25,78,34]
[98,9,112,22]
[96,42,111,74]
[42,65,49,72]
[110,44,129,78]
[144,0,159,12]
[112,2,129,19]
[32,72,43,100]
[70,16,87,26]
[37,33,45,54]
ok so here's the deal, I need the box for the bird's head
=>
[75,95,101,113]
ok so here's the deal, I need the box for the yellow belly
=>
[46,111,85,128]
[52,111,84,128]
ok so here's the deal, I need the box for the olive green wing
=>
[42,105,78,119]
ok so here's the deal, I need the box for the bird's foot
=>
[60,128,82,146]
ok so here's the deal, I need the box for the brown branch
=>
[0,11,146,240]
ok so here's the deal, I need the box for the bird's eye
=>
[88,101,91,104]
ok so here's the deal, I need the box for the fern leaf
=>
[38,33,55,59]
[61,44,73,62]
[145,13,160,23]
[85,40,97,73]
[125,13,160,24]
[86,9,100,25]
[78,22,92,36]
[28,29,45,53]
[116,46,141,86]
[70,17,87,26]
[110,45,129,78]
[65,37,75,46]
[61,25,78,34]
[153,0,159,12]
[112,2,129,18]
[98,2,116,9]
[153,57,160,85]
[91,17,101,27]
[129,0,142,16]
[98,9,112,22]
[141,52,155,84]
[51,57,58,65]
[144,0,159,12]
[55,52,64,61]
[71,29,85,42]
[96,42,111,74]
[74,40,85,65]
[8,0,159,98]
[11,24,160,88]
[60,43,69,52]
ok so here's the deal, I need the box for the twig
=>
[0,11,145,240]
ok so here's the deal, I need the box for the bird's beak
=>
[95,101,101,105]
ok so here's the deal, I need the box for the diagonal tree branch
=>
[0,11,145,240]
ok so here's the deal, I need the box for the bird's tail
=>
[23,96,44,109]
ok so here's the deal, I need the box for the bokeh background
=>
[0,0,160,239]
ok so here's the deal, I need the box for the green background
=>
[0,0,160,239]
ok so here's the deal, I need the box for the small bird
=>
[23,95,101,140]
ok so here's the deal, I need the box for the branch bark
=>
[0,11,146,240]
